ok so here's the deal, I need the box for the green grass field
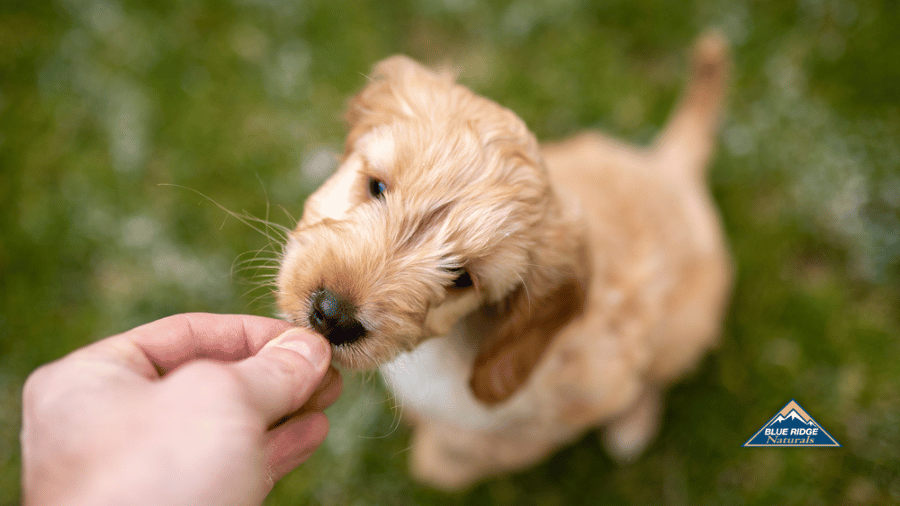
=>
[2,0,899,504]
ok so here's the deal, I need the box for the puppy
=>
[277,32,733,490]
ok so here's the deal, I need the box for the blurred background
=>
[1,0,898,504]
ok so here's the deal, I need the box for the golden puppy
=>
[277,32,732,490]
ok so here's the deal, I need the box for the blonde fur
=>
[277,32,733,490]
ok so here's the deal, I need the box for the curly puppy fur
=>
[277,32,733,490]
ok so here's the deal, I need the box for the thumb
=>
[232,328,331,425]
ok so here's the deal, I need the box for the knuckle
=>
[21,366,49,401]
[21,364,68,417]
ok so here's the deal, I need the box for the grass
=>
[1,0,899,504]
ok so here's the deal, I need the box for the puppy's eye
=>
[368,177,387,199]
[448,267,473,289]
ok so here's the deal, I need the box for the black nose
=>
[309,288,366,345]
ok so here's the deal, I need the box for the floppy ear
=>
[344,55,456,150]
[469,229,589,405]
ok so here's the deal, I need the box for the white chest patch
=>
[379,323,537,433]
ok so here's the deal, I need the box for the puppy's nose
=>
[309,288,366,345]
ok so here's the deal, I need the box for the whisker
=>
[383,390,405,438]
[234,273,280,284]
[232,247,283,261]
[279,204,298,227]
[515,271,532,313]
[234,249,282,263]
[231,252,283,286]
[233,268,282,280]
[158,183,300,314]
[232,260,282,274]
[240,211,291,241]
[393,441,417,458]
[159,183,289,245]
[243,290,278,312]
[233,262,282,271]
[241,283,277,299]
[175,186,289,246]
[255,172,289,246]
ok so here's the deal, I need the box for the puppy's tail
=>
[650,30,729,181]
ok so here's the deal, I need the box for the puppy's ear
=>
[344,56,455,149]
[469,240,588,405]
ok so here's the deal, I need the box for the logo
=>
[743,399,840,447]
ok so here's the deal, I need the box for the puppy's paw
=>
[410,423,484,492]
[601,389,661,464]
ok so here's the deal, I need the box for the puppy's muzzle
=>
[308,287,366,345]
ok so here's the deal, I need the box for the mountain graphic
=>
[743,400,841,447]
[771,409,812,426]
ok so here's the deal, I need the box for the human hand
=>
[20,313,342,506]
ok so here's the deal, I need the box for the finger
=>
[303,366,343,413]
[75,313,295,379]
[269,367,342,429]
[232,328,331,424]
[129,313,296,373]
[266,412,329,482]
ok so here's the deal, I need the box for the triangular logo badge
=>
[743,399,841,447]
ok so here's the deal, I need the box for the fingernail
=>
[268,328,328,367]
